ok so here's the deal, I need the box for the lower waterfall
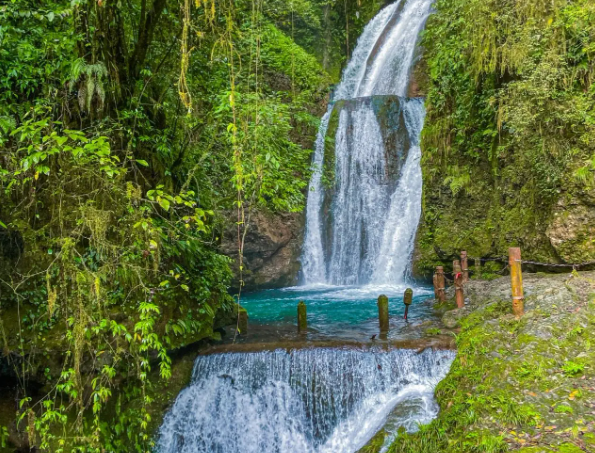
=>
[157,348,455,453]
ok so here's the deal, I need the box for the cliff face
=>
[411,0,595,277]
[220,210,305,290]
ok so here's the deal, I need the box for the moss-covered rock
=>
[413,0,595,277]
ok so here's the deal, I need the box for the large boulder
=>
[220,210,305,290]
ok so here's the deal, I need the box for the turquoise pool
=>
[233,283,437,342]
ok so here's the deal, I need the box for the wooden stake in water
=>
[238,305,248,335]
[403,288,413,321]
[433,272,439,299]
[509,247,524,317]
[436,266,446,302]
[297,301,307,333]
[377,295,389,333]
[461,251,469,283]
[453,260,465,309]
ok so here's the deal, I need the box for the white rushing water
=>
[157,348,455,453]
[301,0,433,286]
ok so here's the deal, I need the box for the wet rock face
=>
[546,192,595,263]
[407,55,428,98]
[220,210,304,290]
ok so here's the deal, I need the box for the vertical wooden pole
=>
[238,305,248,335]
[297,301,307,333]
[403,288,413,321]
[436,266,446,302]
[432,272,439,299]
[461,251,469,283]
[509,247,524,317]
[453,260,465,308]
[377,295,389,333]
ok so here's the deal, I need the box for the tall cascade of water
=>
[157,348,455,453]
[301,0,432,286]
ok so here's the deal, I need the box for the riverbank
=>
[380,271,595,453]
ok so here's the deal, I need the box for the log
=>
[377,295,389,333]
[297,301,307,333]
[403,288,413,321]
[238,305,248,335]
[461,251,469,283]
[436,266,446,302]
[509,247,524,317]
[453,260,464,309]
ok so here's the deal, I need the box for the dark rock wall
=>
[220,210,305,290]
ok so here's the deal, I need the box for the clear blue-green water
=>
[235,283,437,342]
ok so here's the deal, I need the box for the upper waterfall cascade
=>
[157,348,455,453]
[301,0,432,285]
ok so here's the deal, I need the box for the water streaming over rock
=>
[157,348,454,453]
[301,0,432,285]
[157,5,448,452]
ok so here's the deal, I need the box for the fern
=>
[69,60,108,112]
[443,171,471,196]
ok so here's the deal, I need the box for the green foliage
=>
[0,0,336,450]
[1,110,233,451]
[416,0,595,273]
[389,273,595,453]
[561,360,585,376]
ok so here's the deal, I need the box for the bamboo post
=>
[377,295,389,333]
[461,251,469,283]
[297,301,307,333]
[403,288,413,321]
[453,260,465,309]
[436,266,446,302]
[509,247,524,317]
[238,305,248,335]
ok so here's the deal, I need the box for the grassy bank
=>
[388,272,595,453]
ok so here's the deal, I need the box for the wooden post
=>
[403,288,413,321]
[297,301,307,333]
[436,266,446,302]
[377,295,389,333]
[461,251,469,283]
[238,305,248,335]
[432,272,439,299]
[453,260,465,308]
[509,247,524,317]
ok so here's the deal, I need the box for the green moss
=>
[387,273,595,453]
[321,103,341,189]
[357,428,387,453]
[556,443,584,453]
[413,0,595,277]
[553,404,574,414]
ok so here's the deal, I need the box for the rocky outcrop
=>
[407,55,429,98]
[220,210,305,290]
[546,191,595,263]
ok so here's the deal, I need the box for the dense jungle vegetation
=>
[416,0,595,273]
[0,0,385,450]
[1,0,594,451]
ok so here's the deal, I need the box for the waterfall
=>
[301,0,432,285]
[157,348,455,453]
